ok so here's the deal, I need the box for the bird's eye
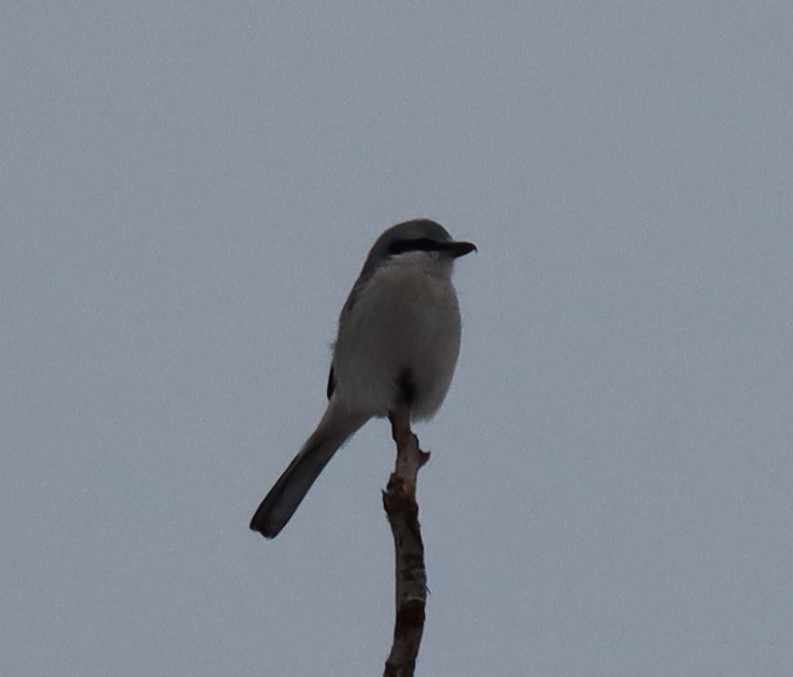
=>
[387,238,441,256]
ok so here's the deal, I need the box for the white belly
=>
[332,260,462,420]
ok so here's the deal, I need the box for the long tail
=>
[250,402,368,538]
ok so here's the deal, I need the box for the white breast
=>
[332,254,462,420]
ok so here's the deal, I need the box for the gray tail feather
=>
[250,407,368,538]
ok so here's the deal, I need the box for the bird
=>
[250,218,476,538]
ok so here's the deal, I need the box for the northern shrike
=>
[250,219,476,538]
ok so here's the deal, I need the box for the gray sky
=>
[2,3,792,675]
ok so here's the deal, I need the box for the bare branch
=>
[383,406,430,677]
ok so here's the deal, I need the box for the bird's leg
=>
[388,404,412,447]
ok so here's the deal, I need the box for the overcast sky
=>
[3,3,792,676]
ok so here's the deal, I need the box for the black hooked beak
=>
[442,240,477,259]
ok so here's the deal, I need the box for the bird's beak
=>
[444,241,477,259]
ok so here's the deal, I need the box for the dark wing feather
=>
[326,365,336,399]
